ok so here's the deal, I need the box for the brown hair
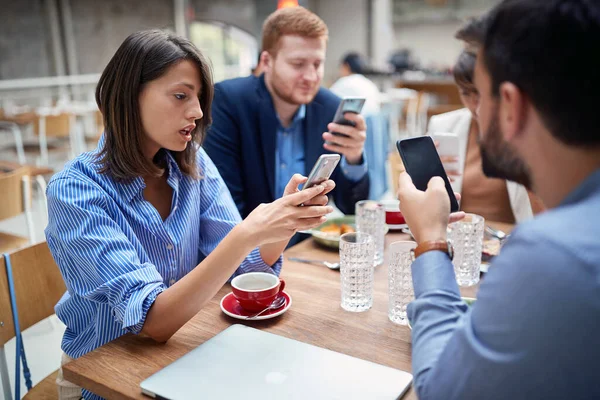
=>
[455,16,488,48]
[452,50,477,91]
[261,6,328,56]
[95,29,214,181]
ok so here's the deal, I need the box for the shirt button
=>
[166,244,173,250]
[169,278,175,285]
[281,163,287,169]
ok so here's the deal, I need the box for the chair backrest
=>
[0,242,66,346]
[0,167,30,221]
[33,113,74,138]
[0,256,16,347]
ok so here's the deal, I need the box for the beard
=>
[479,106,533,190]
[268,68,318,106]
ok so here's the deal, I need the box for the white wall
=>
[394,20,465,69]
[313,0,369,85]
[371,0,395,71]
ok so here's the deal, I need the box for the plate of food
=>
[310,216,389,250]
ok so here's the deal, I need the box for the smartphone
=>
[330,97,365,137]
[302,154,341,190]
[430,132,460,158]
[430,132,461,177]
[396,136,460,212]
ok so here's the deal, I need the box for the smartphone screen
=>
[302,154,340,190]
[396,137,460,212]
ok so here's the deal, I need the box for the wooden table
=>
[0,161,53,177]
[63,228,498,400]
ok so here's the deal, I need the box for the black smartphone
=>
[330,97,365,137]
[396,136,460,212]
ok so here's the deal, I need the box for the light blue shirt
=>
[45,144,282,400]
[408,168,600,400]
[274,104,367,198]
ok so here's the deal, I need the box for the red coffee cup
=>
[231,272,286,312]
[380,199,406,225]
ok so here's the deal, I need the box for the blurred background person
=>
[428,45,543,223]
[330,52,380,116]
[330,52,388,200]
[251,51,266,77]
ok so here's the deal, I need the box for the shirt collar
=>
[116,150,183,203]
[560,168,600,207]
[277,104,306,130]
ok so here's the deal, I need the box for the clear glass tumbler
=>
[448,213,485,287]
[339,232,375,312]
[355,200,385,266]
[388,241,417,325]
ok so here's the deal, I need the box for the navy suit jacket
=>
[203,74,370,219]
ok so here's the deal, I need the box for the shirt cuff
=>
[230,247,283,281]
[340,155,367,182]
[411,250,460,298]
[108,264,166,334]
[124,284,165,334]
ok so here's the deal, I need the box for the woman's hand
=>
[241,175,334,245]
[283,174,335,206]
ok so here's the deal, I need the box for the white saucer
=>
[388,223,408,231]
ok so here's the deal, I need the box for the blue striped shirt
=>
[45,144,282,400]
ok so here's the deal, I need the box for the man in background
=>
[204,7,369,237]
[330,52,387,199]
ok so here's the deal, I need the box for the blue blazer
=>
[203,74,370,218]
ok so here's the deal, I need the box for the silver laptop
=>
[141,324,412,400]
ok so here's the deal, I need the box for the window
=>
[189,21,258,83]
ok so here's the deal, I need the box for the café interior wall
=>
[394,20,469,70]
[313,0,370,86]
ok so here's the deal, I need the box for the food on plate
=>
[319,223,355,236]
[483,239,501,256]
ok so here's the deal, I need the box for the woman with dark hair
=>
[46,30,334,400]
[428,49,538,223]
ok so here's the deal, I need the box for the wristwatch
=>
[411,240,454,261]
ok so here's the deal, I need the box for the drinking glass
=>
[339,232,375,312]
[355,200,385,266]
[448,213,485,286]
[388,241,417,325]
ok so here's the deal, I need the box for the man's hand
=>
[322,113,366,165]
[397,172,465,244]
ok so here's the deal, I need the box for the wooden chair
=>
[0,167,36,254]
[35,112,78,166]
[403,91,431,137]
[0,115,27,164]
[1,242,66,399]
[388,150,405,196]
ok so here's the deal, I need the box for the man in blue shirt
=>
[204,7,369,231]
[397,1,600,399]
